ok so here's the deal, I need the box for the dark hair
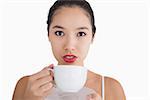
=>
[47,0,96,38]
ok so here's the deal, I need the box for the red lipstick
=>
[63,54,77,63]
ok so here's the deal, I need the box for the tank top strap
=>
[101,76,105,100]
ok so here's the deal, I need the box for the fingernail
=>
[48,64,54,69]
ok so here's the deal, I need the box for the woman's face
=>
[48,7,93,66]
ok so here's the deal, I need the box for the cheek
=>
[79,42,91,58]
[51,41,63,57]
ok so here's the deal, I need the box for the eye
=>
[55,31,64,36]
[77,32,86,37]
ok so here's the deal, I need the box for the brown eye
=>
[77,32,86,37]
[55,31,64,36]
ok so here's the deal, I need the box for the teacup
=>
[49,65,87,92]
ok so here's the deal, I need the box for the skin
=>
[48,7,93,66]
[12,7,126,100]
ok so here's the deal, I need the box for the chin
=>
[58,61,83,66]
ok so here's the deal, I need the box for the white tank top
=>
[102,76,105,100]
[45,76,105,100]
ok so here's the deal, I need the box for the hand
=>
[87,93,102,100]
[23,64,54,100]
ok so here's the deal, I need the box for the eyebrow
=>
[76,27,89,30]
[52,25,89,30]
[52,25,64,29]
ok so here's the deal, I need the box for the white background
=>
[0,0,150,100]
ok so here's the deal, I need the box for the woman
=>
[12,0,126,100]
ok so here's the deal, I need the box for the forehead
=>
[50,7,92,30]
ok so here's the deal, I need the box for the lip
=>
[63,54,78,63]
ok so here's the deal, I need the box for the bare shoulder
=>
[12,76,29,100]
[105,76,126,100]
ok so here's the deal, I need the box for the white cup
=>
[49,65,87,92]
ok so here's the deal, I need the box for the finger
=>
[36,82,53,97]
[47,64,54,79]
[31,82,53,97]
[41,83,54,97]
[43,89,53,97]
[47,64,54,69]
[30,67,51,81]
[39,82,53,92]
[33,75,53,88]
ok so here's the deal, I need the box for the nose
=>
[63,35,76,53]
